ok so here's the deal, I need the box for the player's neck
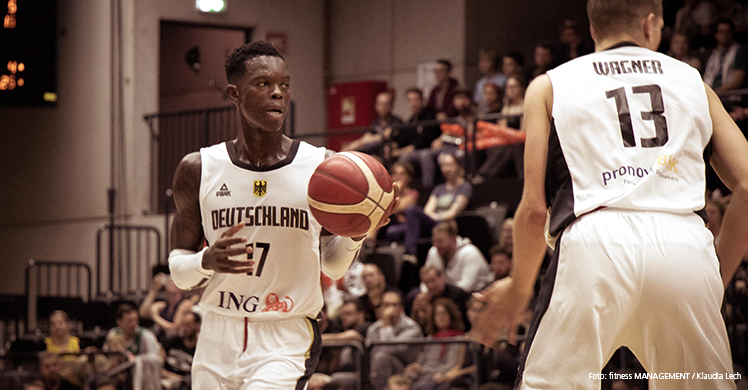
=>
[234,130,292,168]
[594,35,646,52]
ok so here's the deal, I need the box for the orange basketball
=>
[308,152,395,237]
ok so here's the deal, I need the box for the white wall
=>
[0,0,326,296]
[327,0,466,120]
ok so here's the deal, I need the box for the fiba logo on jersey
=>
[254,180,267,197]
[216,184,231,197]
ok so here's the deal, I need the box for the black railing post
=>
[107,188,116,295]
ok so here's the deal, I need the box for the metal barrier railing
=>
[24,260,92,333]
[96,224,162,299]
[321,339,366,390]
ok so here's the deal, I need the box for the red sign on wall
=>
[266,31,288,55]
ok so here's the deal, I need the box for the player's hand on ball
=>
[352,182,401,241]
[470,277,531,348]
[202,222,255,274]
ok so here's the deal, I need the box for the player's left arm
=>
[319,149,400,279]
[704,83,748,286]
[472,75,552,347]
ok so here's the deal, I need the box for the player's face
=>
[230,55,290,134]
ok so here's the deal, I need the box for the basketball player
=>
[472,1,748,389]
[168,41,396,389]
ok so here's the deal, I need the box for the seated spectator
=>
[361,263,400,322]
[139,272,194,343]
[44,310,89,386]
[529,41,555,80]
[160,311,200,390]
[326,299,373,387]
[105,303,162,390]
[39,352,82,390]
[473,75,525,183]
[387,374,412,390]
[481,83,503,116]
[406,266,470,332]
[489,245,512,281]
[388,152,472,257]
[396,88,439,161]
[497,218,514,252]
[554,19,594,65]
[502,52,525,81]
[474,49,507,115]
[343,90,404,157]
[428,59,460,121]
[704,20,747,94]
[668,31,702,71]
[425,221,493,293]
[367,291,424,390]
[368,162,420,247]
[404,298,467,390]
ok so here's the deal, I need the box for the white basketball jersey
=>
[545,44,712,237]
[198,140,326,320]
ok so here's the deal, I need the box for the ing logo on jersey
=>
[262,293,294,312]
[253,180,267,197]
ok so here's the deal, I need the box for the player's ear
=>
[590,25,597,44]
[226,84,239,103]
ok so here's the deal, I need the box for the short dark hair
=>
[391,161,415,179]
[115,302,138,320]
[505,51,525,68]
[587,0,663,39]
[489,244,512,258]
[343,298,366,313]
[225,41,285,85]
[437,59,453,72]
[536,40,554,52]
[453,88,472,101]
[717,19,736,33]
[406,87,423,99]
[433,220,459,237]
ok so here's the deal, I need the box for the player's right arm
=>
[168,152,253,290]
[704,84,748,286]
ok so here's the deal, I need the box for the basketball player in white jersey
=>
[472,1,748,389]
[168,41,396,389]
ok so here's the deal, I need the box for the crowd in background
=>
[10,1,748,389]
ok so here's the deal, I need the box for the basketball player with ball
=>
[168,41,398,389]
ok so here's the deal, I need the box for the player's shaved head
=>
[587,0,663,39]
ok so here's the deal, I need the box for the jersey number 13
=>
[605,84,669,148]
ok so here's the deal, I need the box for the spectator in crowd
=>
[428,59,460,121]
[44,311,90,386]
[395,88,439,161]
[555,20,594,64]
[366,291,424,390]
[325,298,373,387]
[407,265,470,332]
[706,196,727,237]
[389,152,472,257]
[368,162,420,248]
[105,303,161,390]
[39,352,82,390]
[497,218,514,252]
[424,221,493,293]
[668,31,702,71]
[704,19,747,93]
[474,49,507,115]
[404,298,467,390]
[502,52,525,81]
[530,41,555,80]
[489,244,512,281]
[343,90,404,156]
[361,263,399,322]
[482,83,504,116]
[675,0,718,42]
[93,380,119,390]
[388,374,413,390]
[160,311,201,390]
[473,75,526,183]
[139,272,194,343]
